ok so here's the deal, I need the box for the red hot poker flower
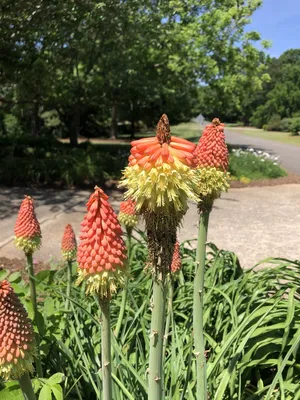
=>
[121,114,198,214]
[118,199,138,229]
[0,280,36,380]
[76,186,127,298]
[61,224,77,261]
[194,118,229,172]
[171,241,181,273]
[14,196,41,254]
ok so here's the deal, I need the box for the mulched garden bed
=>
[0,257,50,275]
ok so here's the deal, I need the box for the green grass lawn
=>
[116,121,202,142]
[228,126,300,146]
[170,121,202,141]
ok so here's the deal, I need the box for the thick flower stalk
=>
[61,224,77,312]
[14,196,41,254]
[115,199,137,338]
[163,241,181,362]
[121,114,197,400]
[77,186,127,400]
[193,118,229,400]
[14,195,42,377]
[0,280,36,399]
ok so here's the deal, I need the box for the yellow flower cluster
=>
[195,167,230,201]
[121,160,198,214]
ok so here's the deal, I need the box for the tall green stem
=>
[65,260,73,311]
[99,298,112,400]
[19,372,36,400]
[148,275,167,400]
[193,211,210,400]
[115,230,132,338]
[26,253,43,378]
[163,279,173,360]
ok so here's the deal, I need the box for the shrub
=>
[229,148,286,180]
[264,114,282,131]
[249,105,268,128]
[0,136,130,186]
[3,114,23,137]
[289,117,300,136]
[280,118,291,132]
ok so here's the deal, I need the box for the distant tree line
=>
[198,49,300,134]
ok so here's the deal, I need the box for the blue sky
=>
[247,0,300,58]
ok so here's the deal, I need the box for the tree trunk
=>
[130,102,135,139]
[130,118,135,139]
[242,115,249,126]
[31,101,40,137]
[110,102,118,139]
[70,105,80,147]
[0,112,6,135]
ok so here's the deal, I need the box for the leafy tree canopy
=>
[0,0,267,142]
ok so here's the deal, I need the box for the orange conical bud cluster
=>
[61,224,77,261]
[76,186,127,298]
[120,114,198,214]
[0,280,36,380]
[129,114,196,170]
[194,118,230,210]
[14,196,41,254]
[194,118,229,171]
[171,241,181,273]
[118,200,138,229]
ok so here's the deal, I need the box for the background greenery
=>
[0,125,286,187]
[0,0,270,145]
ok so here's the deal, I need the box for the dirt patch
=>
[230,173,300,188]
[0,257,50,275]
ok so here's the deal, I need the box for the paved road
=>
[1,185,300,268]
[225,128,300,174]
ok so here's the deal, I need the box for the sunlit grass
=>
[228,127,300,146]
[171,121,202,141]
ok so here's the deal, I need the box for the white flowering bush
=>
[229,147,287,181]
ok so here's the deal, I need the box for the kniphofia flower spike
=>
[118,199,138,229]
[0,280,36,380]
[61,224,77,261]
[76,186,127,298]
[14,196,41,254]
[194,118,229,210]
[121,114,198,214]
[171,241,181,274]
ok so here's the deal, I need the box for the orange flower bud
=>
[14,196,41,254]
[194,118,229,172]
[171,241,181,273]
[118,200,138,229]
[194,119,230,210]
[76,186,127,298]
[61,224,77,261]
[0,280,36,379]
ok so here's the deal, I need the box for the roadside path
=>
[1,184,300,269]
[225,128,300,174]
